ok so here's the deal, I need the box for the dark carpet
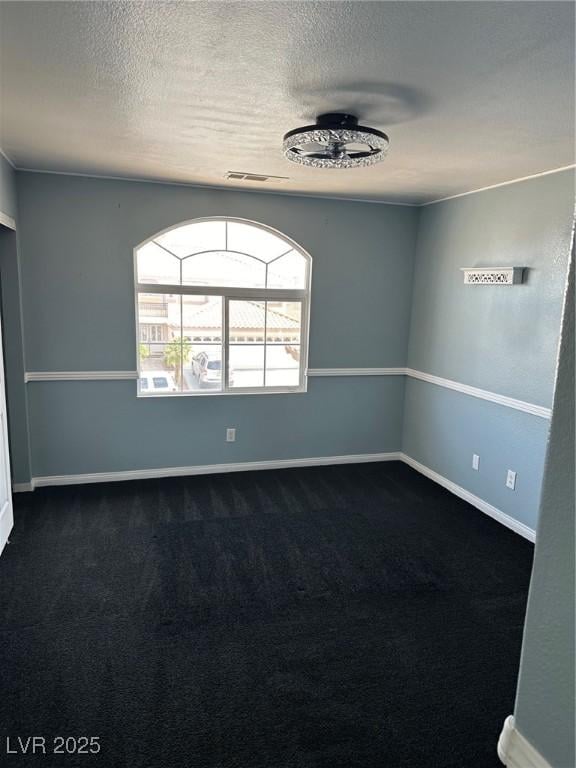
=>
[0,462,533,768]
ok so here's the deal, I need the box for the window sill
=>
[136,386,307,399]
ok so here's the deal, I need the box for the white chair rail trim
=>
[307,367,405,376]
[24,367,551,419]
[497,716,552,768]
[310,367,551,418]
[25,371,138,382]
[404,368,551,419]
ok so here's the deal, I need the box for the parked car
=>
[191,352,232,388]
[138,371,177,393]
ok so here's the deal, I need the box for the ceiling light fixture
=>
[283,113,389,169]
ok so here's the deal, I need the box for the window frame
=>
[133,217,311,398]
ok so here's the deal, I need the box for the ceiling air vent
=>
[225,171,289,183]
[461,267,525,285]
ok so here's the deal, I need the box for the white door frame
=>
[0,212,16,555]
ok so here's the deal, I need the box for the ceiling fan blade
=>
[293,148,332,158]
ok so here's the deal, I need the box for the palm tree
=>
[139,343,150,361]
[163,337,192,387]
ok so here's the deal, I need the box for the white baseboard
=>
[0,209,16,231]
[498,716,552,768]
[400,454,536,542]
[12,482,35,493]
[13,452,535,543]
[30,452,402,488]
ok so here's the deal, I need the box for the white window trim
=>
[133,217,312,398]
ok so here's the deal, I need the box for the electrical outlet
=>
[472,454,480,471]
[226,428,236,443]
[506,470,516,490]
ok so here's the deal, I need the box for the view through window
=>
[135,218,311,395]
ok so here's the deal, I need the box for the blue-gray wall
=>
[514,251,575,767]
[7,169,575,539]
[402,380,551,530]
[16,172,417,477]
[403,170,575,529]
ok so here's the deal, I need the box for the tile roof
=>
[182,300,299,330]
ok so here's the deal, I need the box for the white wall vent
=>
[225,171,289,183]
[461,267,525,285]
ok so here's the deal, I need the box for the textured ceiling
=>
[0,1,574,204]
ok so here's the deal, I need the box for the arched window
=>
[134,218,311,395]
